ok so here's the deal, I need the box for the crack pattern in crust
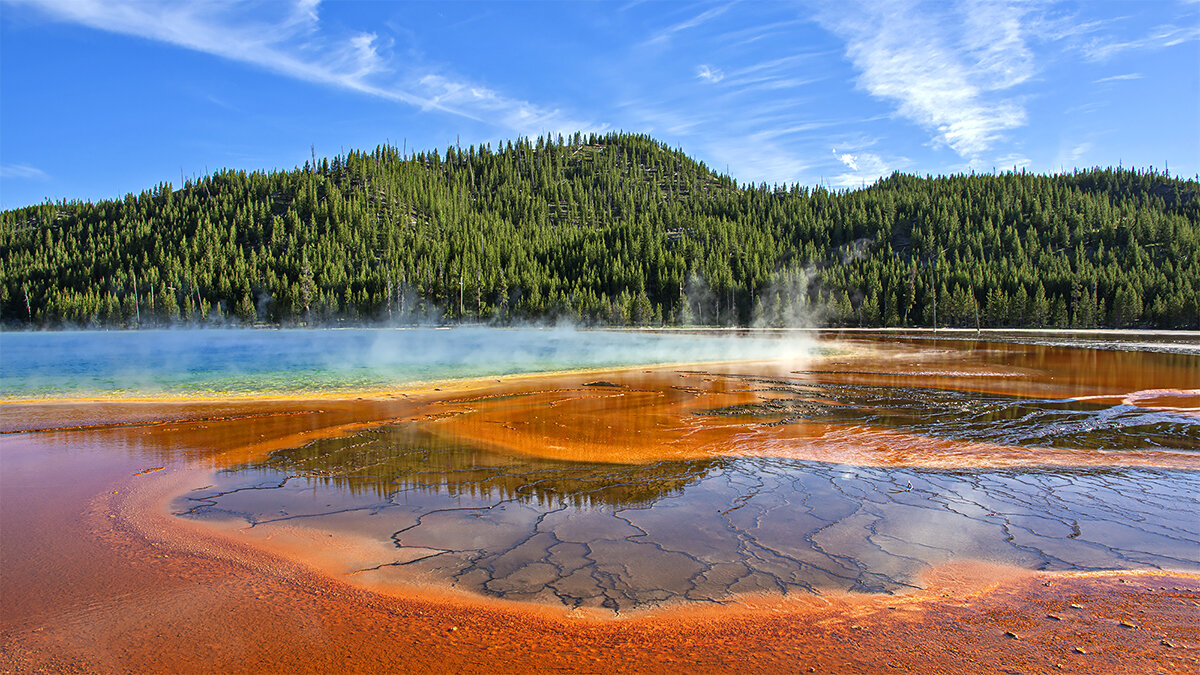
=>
[180,415,1200,612]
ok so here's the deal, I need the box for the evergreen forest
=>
[2,132,1197,329]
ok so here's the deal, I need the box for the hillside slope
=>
[2,132,1197,328]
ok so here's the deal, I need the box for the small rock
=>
[1073,647,1087,655]
[448,626,458,632]
[1047,614,1062,621]
[1004,631,1019,640]
[1119,621,1137,628]
[1161,639,1175,648]
[1069,604,1083,609]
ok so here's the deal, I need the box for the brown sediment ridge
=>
[4,339,1199,672]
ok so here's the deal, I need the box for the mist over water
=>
[0,327,817,399]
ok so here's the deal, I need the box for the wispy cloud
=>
[0,164,49,180]
[815,0,1035,159]
[1093,73,1143,83]
[646,2,735,45]
[718,53,824,86]
[1048,140,1094,172]
[616,96,814,182]
[696,52,829,101]
[697,64,724,83]
[708,138,814,184]
[417,75,605,138]
[1082,23,1200,61]
[11,1,428,102]
[716,18,807,47]
[993,153,1032,171]
[10,0,597,138]
[1063,100,1105,116]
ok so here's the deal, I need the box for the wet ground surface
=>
[715,376,1200,451]
[4,332,1199,673]
[182,369,1200,611]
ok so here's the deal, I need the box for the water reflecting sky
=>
[0,327,817,398]
[184,371,1200,611]
[7,327,1194,611]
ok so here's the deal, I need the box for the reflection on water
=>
[161,334,1200,611]
[185,423,1200,611]
[227,426,720,508]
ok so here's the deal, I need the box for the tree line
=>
[1,131,1197,329]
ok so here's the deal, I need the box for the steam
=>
[838,237,875,264]
[17,257,853,331]
[3,259,858,401]
[752,266,825,329]
[0,326,819,400]
[677,273,717,325]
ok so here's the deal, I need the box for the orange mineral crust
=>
[4,449,1199,675]
[3,337,1199,673]
[425,379,1200,470]
[418,361,1199,470]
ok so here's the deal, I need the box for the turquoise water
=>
[0,328,813,399]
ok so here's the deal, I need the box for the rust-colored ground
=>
[2,338,1198,673]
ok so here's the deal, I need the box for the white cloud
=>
[715,52,828,95]
[1068,142,1092,162]
[646,2,735,45]
[815,0,1035,159]
[1050,140,1093,172]
[993,153,1031,171]
[961,0,1035,90]
[716,18,807,47]
[417,75,606,139]
[1093,73,1144,83]
[1082,23,1200,61]
[706,137,814,184]
[1063,100,1105,116]
[10,0,599,137]
[697,64,724,83]
[829,150,891,188]
[0,164,49,179]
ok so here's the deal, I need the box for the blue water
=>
[0,328,813,399]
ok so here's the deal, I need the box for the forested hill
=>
[2,132,1197,329]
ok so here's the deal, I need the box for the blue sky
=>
[2,0,1197,209]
